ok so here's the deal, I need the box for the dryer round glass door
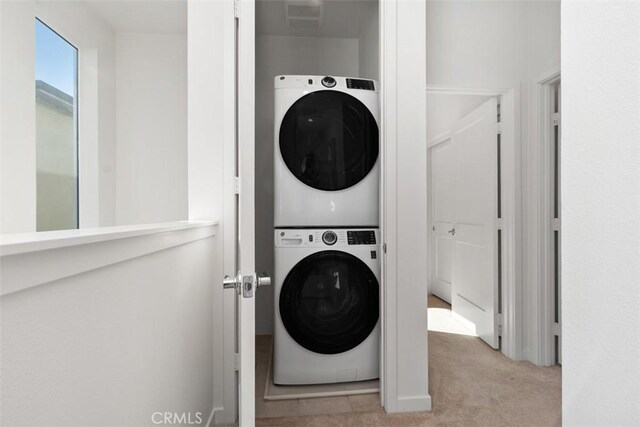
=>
[279,250,379,354]
[279,90,379,191]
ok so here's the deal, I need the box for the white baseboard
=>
[387,394,432,413]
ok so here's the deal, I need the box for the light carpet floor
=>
[256,295,561,426]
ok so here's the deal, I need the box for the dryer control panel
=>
[274,75,379,93]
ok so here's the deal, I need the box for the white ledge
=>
[0,221,219,296]
[0,221,218,257]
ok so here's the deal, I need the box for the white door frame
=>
[534,69,561,366]
[425,85,523,361]
[380,0,431,413]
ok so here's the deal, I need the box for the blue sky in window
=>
[35,19,77,97]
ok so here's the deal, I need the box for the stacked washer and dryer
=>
[273,75,381,385]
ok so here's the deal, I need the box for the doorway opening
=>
[425,84,562,424]
[252,0,382,420]
[427,92,503,349]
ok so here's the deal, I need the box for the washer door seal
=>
[279,250,379,355]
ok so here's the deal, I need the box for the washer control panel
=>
[275,229,378,248]
[346,78,375,91]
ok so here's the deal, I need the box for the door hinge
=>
[496,218,504,230]
[497,313,503,336]
[552,322,560,336]
[234,177,241,194]
[553,112,560,127]
[552,218,561,231]
[383,243,387,254]
[496,122,502,135]
[234,353,240,371]
[234,0,240,18]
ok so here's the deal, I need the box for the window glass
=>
[35,19,78,231]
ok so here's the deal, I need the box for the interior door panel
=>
[430,138,456,303]
[451,97,499,349]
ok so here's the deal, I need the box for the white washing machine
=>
[274,228,380,385]
[274,75,380,228]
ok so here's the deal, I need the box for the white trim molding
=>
[499,87,523,361]
[426,85,510,97]
[380,0,431,414]
[0,221,218,296]
[530,68,561,366]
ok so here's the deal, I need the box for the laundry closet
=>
[253,0,382,412]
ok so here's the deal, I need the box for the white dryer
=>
[274,75,380,228]
[274,228,380,385]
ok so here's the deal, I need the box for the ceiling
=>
[256,0,376,38]
[85,0,372,38]
[86,0,187,34]
[427,93,494,141]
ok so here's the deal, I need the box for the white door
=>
[451,97,499,349]
[429,138,456,304]
[222,0,264,425]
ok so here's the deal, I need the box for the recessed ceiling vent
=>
[285,0,324,29]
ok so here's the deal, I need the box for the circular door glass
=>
[279,90,379,191]
[279,251,379,354]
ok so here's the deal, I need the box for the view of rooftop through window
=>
[35,19,79,231]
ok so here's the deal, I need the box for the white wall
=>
[0,0,117,232]
[426,94,493,141]
[115,32,188,225]
[358,1,379,81]
[0,0,36,233]
[426,1,525,89]
[562,2,640,425]
[0,232,217,426]
[254,35,359,335]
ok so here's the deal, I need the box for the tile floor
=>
[255,336,381,420]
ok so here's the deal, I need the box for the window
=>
[35,19,78,231]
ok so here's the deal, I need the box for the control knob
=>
[321,76,336,88]
[322,231,337,245]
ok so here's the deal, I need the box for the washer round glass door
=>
[279,250,379,354]
[279,90,379,191]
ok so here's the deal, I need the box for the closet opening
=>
[253,0,382,420]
